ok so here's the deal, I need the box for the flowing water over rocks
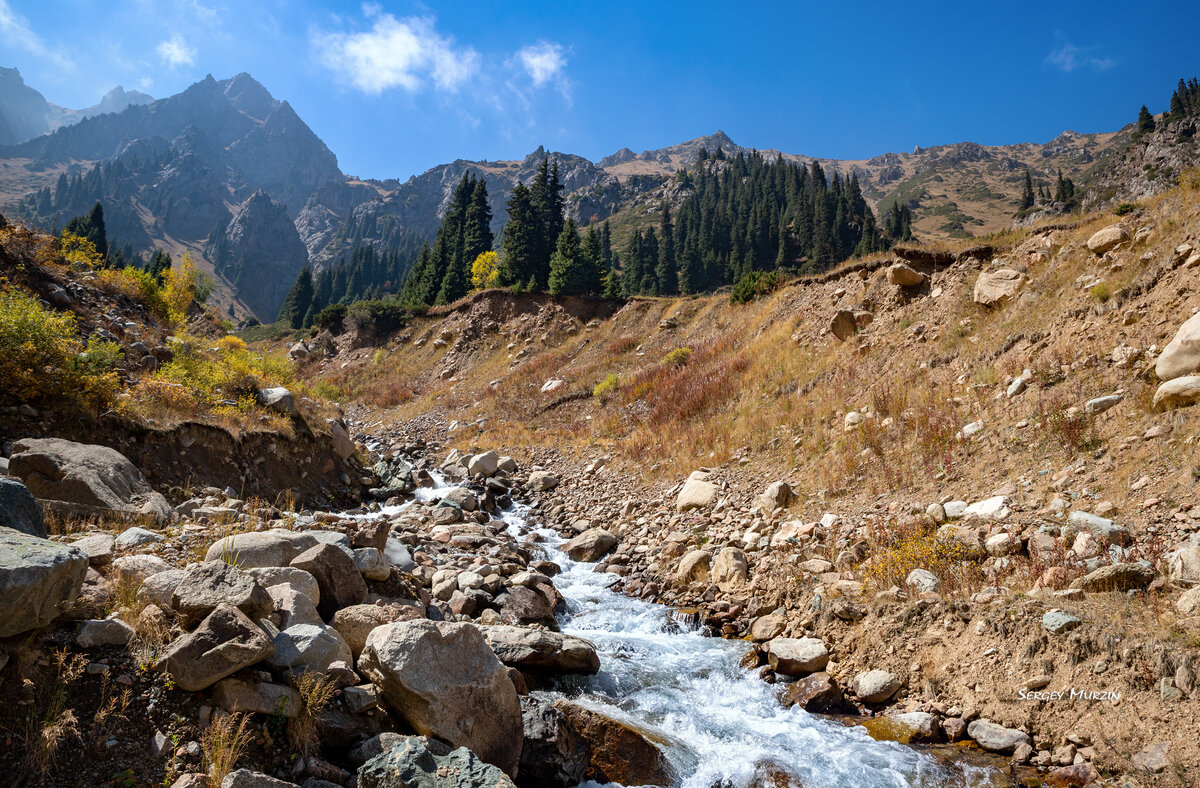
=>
[380,470,1002,788]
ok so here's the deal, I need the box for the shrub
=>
[593,373,620,401]
[161,254,202,328]
[347,299,407,335]
[314,304,348,334]
[662,347,693,367]
[1089,281,1111,302]
[1113,202,1137,216]
[730,270,782,304]
[471,250,500,290]
[0,287,121,409]
[59,231,103,271]
[860,520,983,593]
[96,267,168,320]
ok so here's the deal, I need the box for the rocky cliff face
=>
[0,68,153,147]
[207,191,309,321]
[1083,114,1200,209]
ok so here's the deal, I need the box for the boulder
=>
[749,614,786,642]
[268,583,323,629]
[985,533,1020,557]
[268,623,353,673]
[206,530,320,569]
[1153,375,1200,409]
[1042,610,1082,635]
[552,701,673,788]
[886,263,926,287]
[0,529,88,637]
[212,677,301,717]
[1156,313,1200,381]
[1175,587,1200,617]
[674,549,712,586]
[1167,547,1200,585]
[905,568,940,595]
[291,543,368,620]
[527,471,559,492]
[256,387,298,416]
[171,560,273,626]
[973,269,1025,307]
[500,585,558,629]
[966,719,1031,754]
[1066,510,1131,546]
[358,620,523,776]
[518,696,588,788]
[562,528,617,562]
[357,736,516,788]
[964,495,1009,520]
[247,566,321,606]
[756,481,791,515]
[1069,563,1154,592]
[711,547,749,592]
[137,568,185,608]
[329,420,356,460]
[780,672,844,712]
[851,669,902,703]
[76,617,134,647]
[221,771,300,788]
[114,526,164,549]
[1086,225,1129,255]
[331,603,424,657]
[159,603,274,691]
[8,438,170,520]
[467,451,500,478]
[830,309,858,341]
[71,533,116,566]
[354,547,392,581]
[0,477,46,538]
[480,625,600,675]
[766,637,829,677]
[676,470,718,512]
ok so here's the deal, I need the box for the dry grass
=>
[287,672,336,756]
[23,649,86,776]
[201,713,252,788]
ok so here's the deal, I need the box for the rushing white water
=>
[497,500,999,788]
[363,466,999,787]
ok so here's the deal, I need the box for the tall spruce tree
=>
[547,218,587,297]
[64,201,108,260]
[579,223,604,296]
[499,183,536,288]
[1019,170,1035,211]
[656,203,678,295]
[278,266,314,328]
[1137,105,1156,134]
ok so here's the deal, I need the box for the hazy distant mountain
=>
[0,67,152,145]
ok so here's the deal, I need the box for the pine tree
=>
[1137,105,1156,134]
[499,183,536,288]
[1019,170,1035,211]
[146,249,172,283]
[64,201,108,261]
[528,157,565,290]
[656,203,678,295]
[579,223,604,295]
[278,266,314,328]
[548,218,587,297]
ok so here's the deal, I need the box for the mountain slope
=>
[0,67,152,146]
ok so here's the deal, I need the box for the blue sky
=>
[2,1,1198,180]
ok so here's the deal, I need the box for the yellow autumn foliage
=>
[470,250,499,291]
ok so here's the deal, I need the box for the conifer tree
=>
[499,183,536,288]
[146,249,172,283]
[278,266,314,328]
[579,223,604,295]
[656,203,678,295]
[1019,170,1035,211]
[548,218,587,297]
[1137,105,1156,134]
[65,201,108,261]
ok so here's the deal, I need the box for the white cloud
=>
[516,42,566,87]
[313,8,479,94]
[0,0,74,70]
[156,34,196,67]
[1046,40,1115,73]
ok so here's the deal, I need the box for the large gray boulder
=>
[851,669,902,703]
[973,269,1025,307]
[1069,563,1155,592]
[358,620,523,777]
[480,625,600,675]
[8,438,170,520]
[205,530,319,569]
[967,719,1031,754]
[1157,312,1200,381]
[675,470,718,512]
[766,637,829,677]
[0,530,88,637]
[220,770,300,788]
[562,528,617,562]
[158,603,274,691]
[357,736,516,788]
[267,623,353,672]
[519,696,588,788]
[171,560,273,626]
[0,477,46,538]
[291,543,367,620]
